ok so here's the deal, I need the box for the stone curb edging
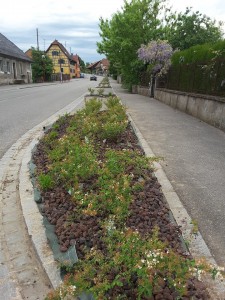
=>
[13,94,86,290]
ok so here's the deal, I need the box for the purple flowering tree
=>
[137,40,173,96]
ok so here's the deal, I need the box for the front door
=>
[13,62,16,79]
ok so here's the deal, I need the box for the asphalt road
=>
[111,80,225,267]
[0,77,96,159]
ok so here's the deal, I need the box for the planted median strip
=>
[32,92,222,299]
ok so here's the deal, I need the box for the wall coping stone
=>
[156,88,225,104]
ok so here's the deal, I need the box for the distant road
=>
[0,77,95,158]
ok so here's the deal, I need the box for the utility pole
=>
[36,28,39,50]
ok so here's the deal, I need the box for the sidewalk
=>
[111,80,225,268]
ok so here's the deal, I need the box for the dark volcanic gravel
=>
[33,121,209,299]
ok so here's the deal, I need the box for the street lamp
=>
[41,54,45,82]
[58,51,63,82]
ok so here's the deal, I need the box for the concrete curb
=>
[19,138,62,289]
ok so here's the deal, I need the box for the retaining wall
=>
[132,85,225,132]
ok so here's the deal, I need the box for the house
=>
[87,58,109,75]
[25,48,32,59]
[45,40,76,80]
[0,33,32,85]
[72,54,81,78]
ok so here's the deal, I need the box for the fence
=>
[165,59,225,97]
[51,73,70,82]
[139,59,225,97]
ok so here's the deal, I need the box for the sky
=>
[1,0,225,64]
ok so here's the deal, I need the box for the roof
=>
[72,54,80,65]
[87,58,110,69]
[46,40,75,62]
[87,60,101,69]
[0,33,32,62]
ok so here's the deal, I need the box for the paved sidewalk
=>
[111,80,225,268]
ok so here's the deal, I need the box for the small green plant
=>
[105,95,121,109]
[97,88,105,97]
[88,87,95,95]
[100,120,128,141]
[82,98,102,116]
[190,219,199,235]
[38,174,53,190]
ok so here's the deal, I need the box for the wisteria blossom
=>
[137,40,173,77]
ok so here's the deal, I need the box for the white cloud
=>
[1,0,225,63]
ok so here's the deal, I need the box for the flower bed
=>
[32,96,214,299]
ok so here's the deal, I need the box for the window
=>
[7,61,10,73]
[0,59,3,72]
[52,51,59,56]
[20,63,23,74]
[58,59,65,64]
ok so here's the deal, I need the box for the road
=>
[0,77,96,158]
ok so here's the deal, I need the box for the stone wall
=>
[0,58,32,85]
[132,85,150,97]
[131,85,225,132]
[154,88,225,132]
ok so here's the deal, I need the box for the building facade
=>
[72,54,81,78]
[46,40,76,80]
[0,33,32,85]
[87,58,109,76]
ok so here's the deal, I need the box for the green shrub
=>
[38,174,53,190]
[82,98,102,116]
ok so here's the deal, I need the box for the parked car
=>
[90,75,97,81]
[80,73,84,78]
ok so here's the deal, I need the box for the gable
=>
[0,33,32,62]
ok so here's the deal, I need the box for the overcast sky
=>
[1,0,225,63]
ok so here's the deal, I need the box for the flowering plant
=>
[137,40,173,77]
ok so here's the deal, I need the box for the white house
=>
[0,33,32,85]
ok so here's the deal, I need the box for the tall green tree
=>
[78,56,86,72]
[165,7,223,50]
[31,48,53,82]
[97,0,166,89]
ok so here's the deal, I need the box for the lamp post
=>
[41,54,45,82]
[59,51,63,82]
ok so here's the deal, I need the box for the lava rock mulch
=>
[32,120,209,299]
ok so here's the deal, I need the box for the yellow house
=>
[46,40,76,80]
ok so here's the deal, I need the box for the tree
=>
[137,40,173,96]
[31,48,53,82]
[97,0,166,89]
[78,56,86,72]
[165,7,223,50]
